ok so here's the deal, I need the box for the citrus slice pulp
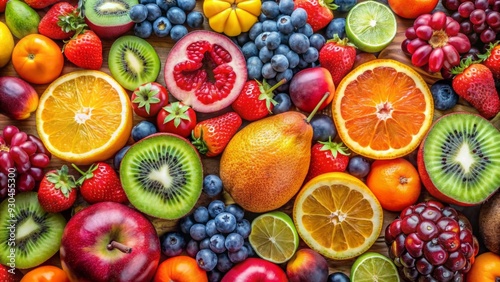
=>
[345,1,397,53]
[351,252,400,282]
[36,70,133,165]
[333,59,434,160]
[293,172,383,260]
[248,211,299,264]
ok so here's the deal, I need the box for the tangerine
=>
[366,158,421,212]
[388,0,439,19]
[466,252,500,282]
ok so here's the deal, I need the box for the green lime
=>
[249,211,299,264]
[351,252,400,282]
[345,1,397,53]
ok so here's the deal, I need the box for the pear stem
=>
[107,241,132,254]
[306,92,330,123]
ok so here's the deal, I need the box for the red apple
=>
[60,202,161,282]
[286,248,329,282]
[221,258,287,282]
[289,67,336,113]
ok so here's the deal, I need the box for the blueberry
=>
[247,56,263,80]
[177,0,196,11]
[160,232,186,257]
[328,272,351,282]
[134,21,153,38]
[291,8,307,28]
[266,31,281,50]
[216,252,234,273]
[261,1,280,19]
[335,0,357,13]
[235,219,251,238]
[196,249,218,271]
[167,7,186,25]
[302,46,319,63]
[190,223,207,241]
[199,238,211,249]
[131,120,157,141]
[272,93,292,114]
[208,200,226,218]
[129,4,148,23]
[237,32,250,45]
[153,16,172,37]
[146,3,162,22]
[186,239,199,257]
[325,18,346,39]
[310,113,337,142]
[113,145,130,171]
[244,241,255,257]
[248,23,263,41]
[276,68,293,84]
[208,270,223,282]
[259,46,274,63]
[209,234,226,253]
[186,11,204,28]
[139,0,155,4]
[214,212,237,233]
[430,79,459,111]
[255,32,270,49]
[278,0,295,15]
[242,42,258,59]
[225,204,244,221]
[275,44,290,55]
[280,32,290,45]
[297,57,309,69]
[193,206,210,223]
[203,174,223,197]
[180,215,195,234]
[258,13,268,22]
[271,54,289,72]
[262,20,278,32]
[347,156,371,178]
[224,233,244,252]
[156,0,176,11]
[309,33,326,50]
[289,33,310,54]
[298,23,313,37]
[277,15,294,34]
[205,219,218,237]
[170,24,188,41]
[228,245,249,263]
[262,62,277,79]
[285,50,300,68]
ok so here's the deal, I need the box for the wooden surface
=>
[1,0,498,277]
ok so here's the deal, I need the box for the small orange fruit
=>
[388,0,439,19]
[366,158,421,212]
[466,252,500,282]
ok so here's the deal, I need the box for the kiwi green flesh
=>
[108,35,161,91]
[423,113,500,204]
[120,134,203,219]
[84,0,138,25]
[0,192,66,269]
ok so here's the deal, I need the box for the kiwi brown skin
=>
[479,191,500,255]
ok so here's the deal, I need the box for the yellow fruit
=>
[36,70,133,165]
[0,22,14,68]
[220,111,312,213]
[203,0,261,36]
[293,172,383,260]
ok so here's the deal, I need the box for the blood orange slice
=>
[332,59,434,159]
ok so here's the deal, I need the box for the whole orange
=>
[366,158,421,212]
[388,0,439,19]
[466,252,500,282]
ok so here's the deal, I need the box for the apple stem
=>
[107,241,132,254]
[305,92,330,123]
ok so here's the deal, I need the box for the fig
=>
[0,76,39,120]
[164,30,247,113]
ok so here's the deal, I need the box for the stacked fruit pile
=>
[1,0,500,281]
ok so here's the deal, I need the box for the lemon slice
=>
[351,252,400,282]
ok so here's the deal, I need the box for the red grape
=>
[429,47,445,72]
[0,136,5,146]
[446,20,461,35]
[402,39,412,56]
[486,11,500,27]
[444,0,462,10]
[460,21,473,34]
[458,2,475,18]
[28,167,44,182]
[412,45,433,67]
[10,146,29,166]
[414,14,432,29]
[430,12,448,30]
[443,45,461,66]
[451,11,464,22]
[407,38,428,54]
[17,173,35,192]
[405,27,417,40]
[2,125,19,144]
[0,151,14,174]
[19,141,37,156]
[416,25,433,40]
[27,135,50,157]
[448,34,472,53]
[475,0,490,10]
[480,27,496,42]
[10,132,27,147]
[470,9,486,24]
[30,153,50,168]
[473,22,487,32]
[494,0,500,11]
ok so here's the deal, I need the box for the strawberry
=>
[479,42,500,80]
[0,264,23,282]
[63,29,103,70]
[451,59,500,119]
[0,0,7,13]
[23,0,60,9]
[305,138,350,183]
[192,112,242,157]
[73,162,128,204]
[37,165,77,213]
[318,35,357,86]
[231,79,286,121]
[294,0,338,32]
[39,2,84,40]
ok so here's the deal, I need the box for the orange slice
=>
[293,172,383,260]
[36,70,133,165]
[332,59,434,159]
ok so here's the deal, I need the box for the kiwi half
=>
[0,192,66,269]
[83,0,136,26]
[108,35,161,91]
[420,112,500,205]
[120,133,203,219]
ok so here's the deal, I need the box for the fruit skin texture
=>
[0,76,39,120]
[131,82,169,118]
[305,139,350,183]
[23,0,60,9]
[479,191,500,254]
[0,22,14,68]
[20,265,69,282]
[221,258,288,282]
[73,162,128,204]
[289,67,335,113]
[388,0,438,19]
[294,0,337,32]
[5,0,40,39]
[11,34,64,84]
[366,158,421,212]
[318,36,357,87]
[156,102,197,138]
[286,248,329,282]
[38,2,81,40]
[63,30,103,70]
[153,256,208,282]
[232,79,285,122]
[60,201,161,282]
[481,42,500,80]
[466,252,500,282]
[37,165,78,213]
[203,0,261,36]
[451,62,500,119]
[192,112,242,157]
[0,264,23,282]
[220,111,312,213]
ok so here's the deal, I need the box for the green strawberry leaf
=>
[163,102,192,128]
[318,137,350,158]
[46,165,77,198]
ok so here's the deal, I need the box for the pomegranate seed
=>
[416,257,434,275]
[438,231,461,252]
[445,251,467,271]
[400,251,416,268]
[421,206,443,222]
[391,234,406,257]
[403,266,419,281]
[424,241,449,265]
[417,220,440,241]
[406,233,425,257]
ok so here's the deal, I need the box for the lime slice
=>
[351,252,400,282]
[249,211,299,264]
[345,1,397,53]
